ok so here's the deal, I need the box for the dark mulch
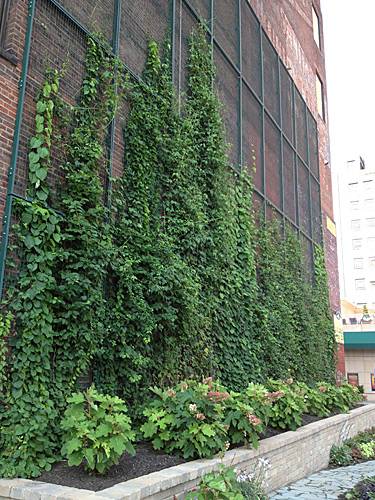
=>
[38,443,185,492]
[36,412,340,491]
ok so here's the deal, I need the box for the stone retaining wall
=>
[1,404,374,500]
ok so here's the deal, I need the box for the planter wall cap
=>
[95,485,141,500]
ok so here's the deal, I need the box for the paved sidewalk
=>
[270,460,375,499]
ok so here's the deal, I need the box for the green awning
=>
[344,331,375,349]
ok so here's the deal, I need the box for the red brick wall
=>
[0,0,27,219]
[249,0,343,371]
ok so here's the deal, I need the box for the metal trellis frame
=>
[0,0,323,297]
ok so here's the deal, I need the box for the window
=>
[352,238,362,250]
[368,237,375,249]
[370,281,375,289]
[312,5,321,49]
[365,198,375,209]
[367,218,375,228]
[354,258,364,269]
[363,180,373,192]
[355,279,366,290]
[0,0,12,53]
[351,219,361,231]
[347,373,359,387]
[316,74,325,119]
[369,257,375,267]
[350,200,359,211]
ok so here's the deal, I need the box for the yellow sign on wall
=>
[326,216,337,237]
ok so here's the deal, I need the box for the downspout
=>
[0,0,36,298]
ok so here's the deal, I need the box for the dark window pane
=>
[308,110,319,178]
[297,160,311,236]
[242,83,262,191]
[280,65,294,143]
[120,0,169,76]
[263,33,280,123]
[214,47,240,166]
[295,90,308,163]
[189,0,210,19]
[283,139,296,222]
[176,4,199,94]
[253,191,264,225]
[58,0,114,41]
[241,3,261,97]
[265,114,281,208]
[214,0,239,66]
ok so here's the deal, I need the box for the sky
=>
[321,0,375,301]
[321,0,375,176]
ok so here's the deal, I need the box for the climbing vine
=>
[185,27,262,389]
[0,70,62,477]
[0,25,336,478]
[52,37,123,406]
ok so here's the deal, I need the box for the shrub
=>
[316,382,352,414]
[221,391,264,448]
[339,383,363,408]
[266,379,306,431]
[295,382,330,417]
[358,442,375,460]
[186,465,244,500]
[141,380,228,459]
[244,383,273,428]
[329,444,353,467]
[61,386,135,474]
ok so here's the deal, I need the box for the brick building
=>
[0,0,342,372]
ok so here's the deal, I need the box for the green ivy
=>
[256,220,336,383]
[52,36,123,407]
[0,70,62,477]
[95,40,211,405]
[0,312,12,401]
[186,27,262,389]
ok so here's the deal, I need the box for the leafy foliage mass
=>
[142,378,361,459]
[330,428,375,468]
[0,26,337,477]
[61,386,135,474]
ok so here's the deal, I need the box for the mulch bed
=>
[37,412,342,491]
[38,443,185,492]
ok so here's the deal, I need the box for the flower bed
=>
[1,404,374,499]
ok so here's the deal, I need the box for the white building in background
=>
[337,157,375,309]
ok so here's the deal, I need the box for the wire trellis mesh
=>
[3,0,324,288]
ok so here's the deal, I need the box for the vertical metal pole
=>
[259,27,266,219]
[0,0,36,299]
[210,0,214,76]
[171,0,176,85]
[277,58,285,234]
[305,104,314,277]
[292,85,300,233]
[105,0,121,213]
[238,0,243,170]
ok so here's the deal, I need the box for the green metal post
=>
[171,0,176,85]
[238,0,243,170]
[0,0,36,299]
[259,27,266,219]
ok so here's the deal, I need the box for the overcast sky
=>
[322,0,375,175]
